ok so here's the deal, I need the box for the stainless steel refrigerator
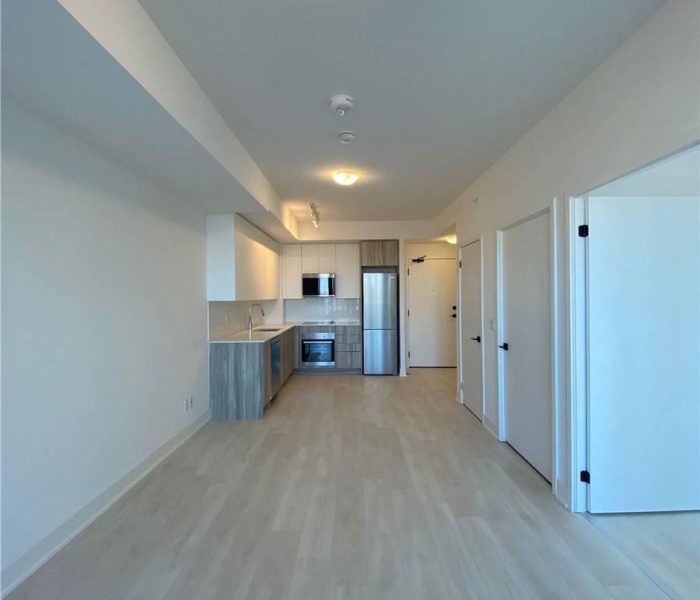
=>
[362,269,399,375]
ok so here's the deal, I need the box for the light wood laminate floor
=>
[588,511,699,600]
[10,369,673,599]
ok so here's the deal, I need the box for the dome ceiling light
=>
[332,170,359,186]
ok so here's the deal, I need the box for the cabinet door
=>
[335,244,361,298]
[283,245,302,299]
[301,244,319,273]
[360,240,399,267]
[318,244,336,273]
[336,352,362,370]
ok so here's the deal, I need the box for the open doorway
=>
[571,145,700,598]
[405,241,457,368]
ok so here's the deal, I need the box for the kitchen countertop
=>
[209,323,296,344]
[209,321,361,343]
[289,320,361,327]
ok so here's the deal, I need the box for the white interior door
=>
[587,195,700,513]
[501,211,552,480]
[408,258,457,367]
[460,241,483,419]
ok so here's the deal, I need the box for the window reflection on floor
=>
[587,511,700,599]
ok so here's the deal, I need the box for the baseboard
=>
[483,415,499,440]
[1,411,210,597]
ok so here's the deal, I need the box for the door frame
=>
[496,203,562,495]
[567,142,700,513]
[457,236,486,417]
[568,194,589,512]
[405,253,458,368]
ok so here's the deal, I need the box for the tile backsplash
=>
[208,300,283,337]
[284,298,360,323]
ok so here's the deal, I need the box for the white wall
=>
[438,0,700,504]
[1,102,209,588]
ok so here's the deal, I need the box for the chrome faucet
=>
[248,303,265,334]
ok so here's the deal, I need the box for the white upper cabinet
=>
[206,214,280,301]
[301,244,319,274]
[318,244,336,273]
[283,244,302,299]
[335,243,361,298]
[282,242,359,299]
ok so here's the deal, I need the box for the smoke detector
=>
[329,94,355,117]
[337,131,356,144]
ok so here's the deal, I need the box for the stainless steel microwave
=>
[302,273,336,297]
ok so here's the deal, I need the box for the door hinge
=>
[459,260,462,268]
[407,268,410,276]
[460,382,464,390]
[580,470,591,484]
[578,224,589,238]
[407,309,410,317]
[408,351,411,358]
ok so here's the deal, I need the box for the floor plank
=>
[8,369,678,599]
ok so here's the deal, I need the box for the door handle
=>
[470,336,481,343]
[499,342,509,351]
[451,314,457,318]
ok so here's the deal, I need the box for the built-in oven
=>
[301,332,335,367]
[302,273,336,297]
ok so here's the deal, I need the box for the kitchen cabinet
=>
[282,242,360,299]
[335,244,361,298]
[301,243,335,273]
[206,214,280,301]
[360,240,399,267]
[295,324,362,372]
[318,244,336,272]
[301,244,318,273]
[283,245,302,299]
[210,325,297,420]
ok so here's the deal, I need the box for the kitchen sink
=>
[255,327,281,332]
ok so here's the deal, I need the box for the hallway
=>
[11,370,666,599]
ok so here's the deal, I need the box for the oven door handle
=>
[302,340,334,345]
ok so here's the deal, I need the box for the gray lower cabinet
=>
[210,327,296,421]
[335,351,362,369]
[295,325,362,372]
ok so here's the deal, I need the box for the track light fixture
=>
[309,202,320,228]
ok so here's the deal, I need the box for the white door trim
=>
[496,205,558,490]
[568,194,589,512]
[457,236,486,417]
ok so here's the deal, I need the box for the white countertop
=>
[288,321,361,327]
[209,323,296,344]
[209,321,361,343]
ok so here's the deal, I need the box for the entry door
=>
[460,241,483,419]
[407,258,457,367]
[501,212,552,480]
[587,195,700,513]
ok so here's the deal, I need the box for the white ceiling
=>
[139,0,663,222]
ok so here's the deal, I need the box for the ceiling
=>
[139,0,663,222]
